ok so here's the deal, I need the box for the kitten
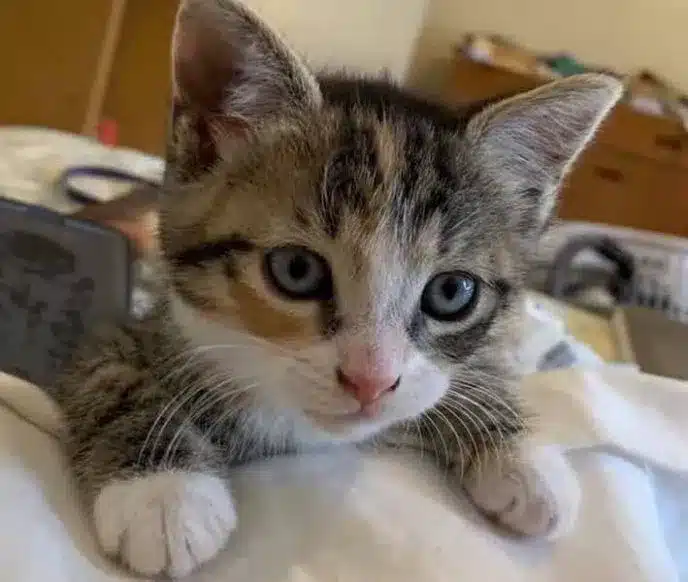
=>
[54,0,621,577]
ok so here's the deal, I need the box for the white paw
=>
[463,445,580,540]
[93,472,237,578]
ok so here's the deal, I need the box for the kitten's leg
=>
[461,438,580,539]
[54,324,236,578]
[389,397,580,539]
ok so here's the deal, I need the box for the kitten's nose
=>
[336,367,400,406]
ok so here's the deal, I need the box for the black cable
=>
[56,166,160,205]
[544,235,636,305]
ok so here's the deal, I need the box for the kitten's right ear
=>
[465,74,622,234]
[168,0,321,180]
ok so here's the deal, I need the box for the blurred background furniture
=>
[2,0,687,241]
[444,54,688,238]
[0,0,177,154]
[0,0,427,155]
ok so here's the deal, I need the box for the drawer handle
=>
[593,166,625,183]
[655,134,684,152]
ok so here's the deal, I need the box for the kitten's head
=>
[161,0,621,443]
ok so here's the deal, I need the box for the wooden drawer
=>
[559,144,688,238]
[596,107,688,170]
[448,55,688,170]
[447,55,539,104]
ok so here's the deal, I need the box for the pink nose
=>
[336,367,400,406]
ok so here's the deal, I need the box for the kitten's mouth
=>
[304,401,382,428]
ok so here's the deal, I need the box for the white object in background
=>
[519,296,568,373]
[0,127,164,214]
[539,221,688,323]
[519,295,605,373]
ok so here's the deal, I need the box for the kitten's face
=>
[167,115,515,441]
[163,0,621,443]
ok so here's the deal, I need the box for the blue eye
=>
[264,246,332,300]
[421,272,478,321]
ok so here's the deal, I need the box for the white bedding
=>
[0,366,686,582]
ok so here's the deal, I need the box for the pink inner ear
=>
[173,8,238,111]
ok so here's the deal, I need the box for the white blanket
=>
[0,366,686,582]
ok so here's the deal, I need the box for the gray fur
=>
[56,302,282,495]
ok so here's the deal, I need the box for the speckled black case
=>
[0,197,132,388]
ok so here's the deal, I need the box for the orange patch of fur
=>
[228,280,318,343]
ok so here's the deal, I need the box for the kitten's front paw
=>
[93,471,236,578]
[463,446,580,540]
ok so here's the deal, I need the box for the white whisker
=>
[443,392,502,457]
[419,411,450,466]
[430,407,467,476]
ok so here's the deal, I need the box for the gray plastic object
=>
[0,197,132,388]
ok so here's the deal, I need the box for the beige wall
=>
[244,0,429,80]
[409,0,688,94]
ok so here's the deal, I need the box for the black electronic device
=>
[0,197,132,388]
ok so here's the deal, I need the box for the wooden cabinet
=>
[0,0,117,133]
[0,0,177,156]
[445,55,688,238]
[561,144,688,235]
[101,0,179,155]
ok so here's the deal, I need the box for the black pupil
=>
[440,277,459,300]
[288,254,310,280]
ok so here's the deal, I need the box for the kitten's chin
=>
[297,408,388,443]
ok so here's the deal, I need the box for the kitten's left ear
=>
[466,74,623,231]
[173,0,321,123]
[168,0,321,181]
